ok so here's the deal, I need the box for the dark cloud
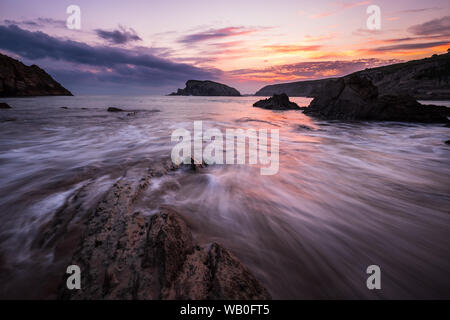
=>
[95,26,142,44]
[408,16,450,36]
[3,18,65,28]
[0,25,222,93]
[178,26,262,43]
[0,24,221,92]
[369,41,450,52]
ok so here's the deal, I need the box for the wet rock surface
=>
[55,161,270,300]
[169,80,241,96]
[303,75,450,123]
[253,93,300,110]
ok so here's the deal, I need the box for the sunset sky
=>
[1,0,449,94]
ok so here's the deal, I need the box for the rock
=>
[303,75,450,123]
[61,107,68,110]
[57,163,269,300]
[253,93,300,110]
[256,52,450,100]
[0,53,72,97]
[169,80,241,96]
[0,102,11,109]
[107,107,125,112]
[445,140,450,145]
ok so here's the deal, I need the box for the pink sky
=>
[0,0,449,94]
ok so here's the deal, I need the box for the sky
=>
[0,0,449,94]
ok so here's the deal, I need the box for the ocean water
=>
[0,95,449,299]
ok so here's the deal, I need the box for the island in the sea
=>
[169,80,241,96]
[0,53,72,97]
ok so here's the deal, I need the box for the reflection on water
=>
[0,95,449,299]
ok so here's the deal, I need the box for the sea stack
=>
[169,80,241,96]
[253,93,300,110]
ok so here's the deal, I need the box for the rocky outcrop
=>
[0,53,72,97]
[56,161,270,300]
[169,80,241,96]
[256,52,450,99]
[303,75,450,123]
[253,93,300,110]
[107,107,125,112]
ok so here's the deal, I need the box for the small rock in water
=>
[61,107,68,109]
[253,93,300,110]
[0,103,12,109]
[107,107,125,112]
[445,140,450,145]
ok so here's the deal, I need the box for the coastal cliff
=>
[169,80,241,96]
[0,53,72,97]
[256,52,450,100]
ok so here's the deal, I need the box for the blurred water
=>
[0,95,449,299]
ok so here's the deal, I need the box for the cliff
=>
[256,52,450,100]
[0,53,72,97]
[169,80,241,96]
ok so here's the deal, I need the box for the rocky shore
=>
[169,80,241,96]
[256,52,450,100]
[29,160,270,300]
[303,75,450,123]
[0,53,72,97]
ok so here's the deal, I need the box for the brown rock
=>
[253,93,300,110]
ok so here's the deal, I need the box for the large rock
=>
[0,102,11,109]
[56,162,270,300]
[0,53,72,97]
[253,93,300,110]
[303,75,450,123]
[256,52,450,99]
[169,80,241,96]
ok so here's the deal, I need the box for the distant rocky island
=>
[169,80,241,96]
[0,53,72,97]
[256,52,450,100]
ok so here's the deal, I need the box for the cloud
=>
[0,24,221,91]
[395,7,443,14]
[95,26,142,44]
[264,45,322,53]
[178,26,263,43]
[229,58,401,82]
[408,16,450,36]
[3,18,65,28]
[367,41,450,52]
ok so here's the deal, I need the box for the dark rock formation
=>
[253,93,300,110]
[303,75,450,122]
[445,140,450,145]
[55,161,270,300]
[256,52,450,100]
[107,107,125,112]
[169,80,241,96]
[0,102,11,109]
[0,53,72,97]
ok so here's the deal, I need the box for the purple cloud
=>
[178,26,263,43]
[95,26,142,45]
[408,16,450,36]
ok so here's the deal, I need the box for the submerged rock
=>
[0,103,11,109]
[107,107,125,112]
[303,75,450,123]
[169,80,241,96]
[253,93,300,110]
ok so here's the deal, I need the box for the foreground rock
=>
[0,53,72,97]
[253,93,300,110]
[0,102,11,109]
[303,75,450,123]
[57,163,270,300]
[169,80,241,96]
